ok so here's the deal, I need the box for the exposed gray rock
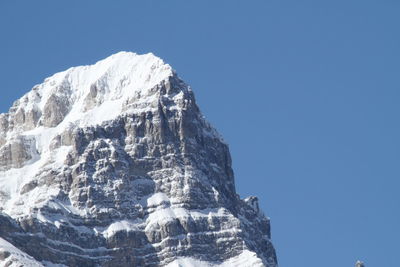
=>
[0,52,277,266]
[41,94,71,127]
[0,136,38,170]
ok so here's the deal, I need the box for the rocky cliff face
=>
[0,52,277,267]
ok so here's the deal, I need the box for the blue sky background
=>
[1,1,399,266]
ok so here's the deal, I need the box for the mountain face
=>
[0,52,277,267]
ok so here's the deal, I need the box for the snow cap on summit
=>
[6,51,180,130]
[45,51,175,99]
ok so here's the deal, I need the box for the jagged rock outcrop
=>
[0,52,277,266]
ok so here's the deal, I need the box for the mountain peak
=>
[0,52,277,266]
[44,51,174,99]
[3,52,181,132]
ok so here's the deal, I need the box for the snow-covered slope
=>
[0,52,277,266]
[0,237,43,267]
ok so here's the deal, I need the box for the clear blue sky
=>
[1,1,399,266]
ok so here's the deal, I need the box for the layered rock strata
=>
[0,52,277,266]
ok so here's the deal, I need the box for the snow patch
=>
[165,250,265,267]
[0,237,43,267]
[145,206,230,232]
[145,192,170,207]
[102,220,139,239]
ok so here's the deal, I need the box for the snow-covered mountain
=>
[0,52,277,266]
